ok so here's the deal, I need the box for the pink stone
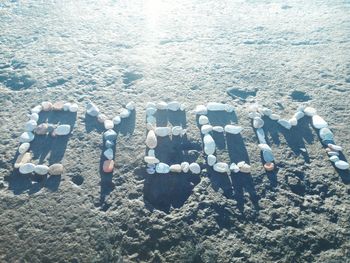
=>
[103,160,114,173]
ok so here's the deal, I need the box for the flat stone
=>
[30,113,39,122]
[146,130,157,148]
[52,101,64,111]
[263,150,274,162]
[155,127,171,137]
[31,105,42,114]
[18,143,30,154]
[170,164,182,173]
[146,107,157,116]
[256,128,266,144]
[264,162,275,171]
[225,125,243,134]
[172,126,184,136]
[63,102,71,111]
[249,112,262,119]
[198,115,209,125]
[104,148,114,160]
[312,115,328,129]
[14,152,32,168]
[19,132,35,143]
[278,119,292,129]
[207,102,226,111]
[103,160,114,173]
[237,161,251,173]
[212,126,224,133]
[294,111,304,120]
[258,143,272,151]
[25,120,37,132]
[49,163,64,175]
[144,156,160,164]
[213,162,229,173]
[335,160,349,170]
[86,102,100,117]
[19,163,35,174]
[156,163,170,173]
[35,123,48,135]
[304,107,317,116]
[289,117,298,126]
[203,134,215,155]
[54,125,71,136]
[167,101,181,111]
[201,124,213,134]
[269,114,280,120]
[156,101,168,110]
[260,108,272,116]
[104,120,114,130]
[189,163,201,174]
[104,129,117,141]
[194,105,207,115]
[207,155,216,166]
[329,156,339,163]
[34,165,49,175]
[319,128,334,141]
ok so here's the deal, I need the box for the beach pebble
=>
[253,117,264,129]
[156,163,170,174]
[213,162,229,173]
[103,160,114,173]
[112,116,121,125]
[146,107,157,116]
[269,114,280,120]
[52,101,64,111]
[328,144,342,152]
[35,123,48,135]
[167,101,181,111]
[156,101,168,110]
[105,140,114,148]
[172,126,183,136]
[207,155,216,166]
[146,167,156,174]
[289,117,298,126]
[189,163,201,174]
[194,105,207,115]
[146,130,157,148]
[249,112,261,119]
[294,111,304,120]
[34,165,49,175]
[304,107,317,116]
[201,124,213,134]
[155,127,171,137]
[256,128,266,144]
[104,120,114,130]
[19,132,35,143]
[146,116,156,125]
[203,134,216,155]
[31,105,42,114]
[198,115,209,125]
[170,164,182,173]
[54,125,71,136]
[148,149,155,157]
[335,160,349,170]
[329,156,339,163]
[69,103,78,112]
[97,113,108,123]
[312,115,328,129]
[181,162,190,173]
[260,108,272,116]
[319,128,334,141]
[18,143,30,154]
[237,161,251,173]
[104,129,117,141]
[126,101,135,111]
[207,102,226,111]
[225,125,243,135]
[225,104,234,113]
[327,151,339,156]
[263,150,274,162]
[104,148,114,160]
[86,102,100,117]
[264,162,275,171]
[41,101,52,111]
[25,120,37,132]
[49,164,64,175]
[120,108,131,118]
[258,143,272,151]
[144,156,160,164]
[14,152,32,168]
[30,113,39,122]
[278,119,292,129]
[19,163,35,174]
[63,102,71,111]
[212,126,224,133]
[230,163,240,173]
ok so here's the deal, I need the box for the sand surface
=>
[0,0,350,262]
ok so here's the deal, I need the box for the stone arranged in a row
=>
[31,101,78,114]
[145,161,201,175]
[15,152,64,175]
[194,102,234,115]
[146,101,186,113]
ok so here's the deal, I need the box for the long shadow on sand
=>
[6,110,76,195]
[143,110,202,213]
[85,109,136,210]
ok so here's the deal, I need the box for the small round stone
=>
[104,129,117,141]
[120,108,131,118]
[156,163,170,174]
[146,107,157,116]
[170,164,182,173]
[263,150,274,162]
[329,156,339,163]
[230,163,240,173]
[19,132,35,143]
[63,102,71,111]
[49,163,64,175]
[264,162,274,171]
[25,120,37,132]
[207,155,216,166]
[54,125,71,136]
[97,113,108,123]
[126,101,135,111]
[213,162,229,173]
[224,125,243,134]
[181,162,190,173]
[335,160,349,170]
[34,164,49,175]
[104,148,114,160]
[69,103,78,112]
[144,156,160,164]
[86,102,100,117]
[253,117,264,129]
[41,101,52,111]
[172,126,183,136]
[113,116,121,125]
[312,115,328,129]
[212,126,224,133]
[19,163,35,174]
[30,113,39,122]
[304,107,317,116]
[198,115,209,125]
[18,143,30,154]
[52,101,64,111]
[35,123,48,135]
[103,160,114,173]
[189,163,201,174]
[201,124,213,134]
[104,120,114,130]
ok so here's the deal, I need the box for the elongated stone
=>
[20,132,35,143]
[34,165,49,175]
[198,115,209,125]
[203,134,215,155]
[278,119,292,129]
[207,155,216,166]
[156,163,170,173]
[304,107,317,116]
[167,101,181,111]
[335,160,349,170]
[49,164,64,175]
[54,125,71,136]
[14,152,32,168]
[319,128,334,141]
[31,105,42,114]
[170,164,182,173]
[35,123,48,135]
[213,126,224,133]
[120,108,130,118]
[146,107,157,116]
[104,148,113,160]
[260,108,272,116]
[225,125,243,134]
[269,114,280,120]
[263,150,274,162]
[294,111,304,120]
[249,112,261,119]
[258,143,272,151]
[194,105,207,115]
[213,162,229,173]
[146,130,157,149]
[86,102,100,117]
[312,115,328,129]
[181,162,190,173]
[156,101,168,110]
[18,143,30,154]
[328,144,342,152]
[126,101,135,111]
[25,120,37,132]
[113,116,121,125]
[189,163,201,174]
[104,120,114,130]
[144,156,160,164]
[256,128,266,144]
[155,127,171,137]
[19,163,35,174]
[329,156,339,163]
[103,160,114,173]
[207,102,226,111]
[253,117,264,129]
[104,129,117,141]
[201,124,213,134]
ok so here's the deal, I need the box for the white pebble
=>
[34,164,49,175]
[172,126,183,136]
[18,143,30,154]
[146,107,157,116]
[225,104,234,113]
[170,164,182,173]
[156,163,170,173]
[213,162,229,173]
[198,115,209,125]
[113,116,121,125]
[69,103,78,112]
[289,117,298,126]
[312,115,328,129]
[253,117,264,129]
[224,125,243,134]
[189,163,201,174]
[31,105,42,114]
[144,156,160,164]
[212,126,224,133]
[54,125,71,136]
[146,130,157,148]
[181,162,190,173]
[293,111,304,120]
[155,127,171,137]
[203,134,216,155]
[146,102,156,109]
[278,119,292,129]
[19,163,35,174]
[194,105,207,115]
[120,108,131,118]
[201,124,213,134]
[328,144,342,152]
[146,115,156,125]
[19,132,35,143]
[86,102,100,117]
[207,155,216,166]
[335,160,349,170]
[304,107,317,116]
[104,148,114,160]
[207,102,226,111]
[148,149,155,157]
[167,101,181,111]
[230,163,240,173]
[156,101,168,110]
[126,101,135,111]
[329,156,339,163]
[25,120,37,132]
[30,113,39,122]
[104,120,114,130]
[269,114,280,120]
[249,112,262,119]
[63,102,71,111]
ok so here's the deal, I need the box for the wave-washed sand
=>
[0,1,349,262]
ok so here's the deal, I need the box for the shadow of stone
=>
[207,111,237,126]
[84,113,105,133]
[118,110,136,135]
[168,110,187,127]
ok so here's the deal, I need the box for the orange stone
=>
[52,101,64,111]
[264,162,274,171]
[103,160,114,173]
